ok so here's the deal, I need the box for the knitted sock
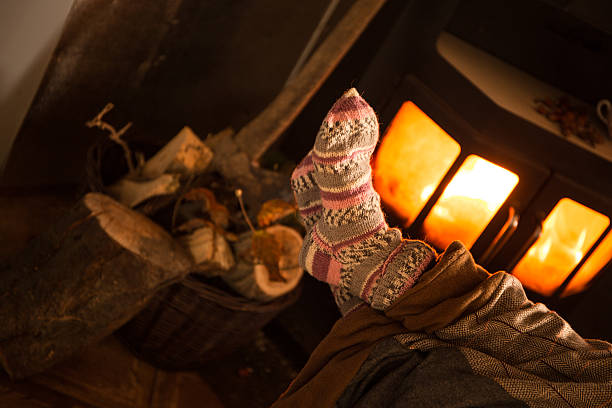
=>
[291,151,363,314]
[296,88,437,311]
[290,151,322,229]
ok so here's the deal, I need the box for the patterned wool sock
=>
[290,151,322,229]
[291,151,364,314]
[297,88,437,311]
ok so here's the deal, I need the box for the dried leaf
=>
[257,199,297,228]
[184,187,230,228]
[251,230,285,282]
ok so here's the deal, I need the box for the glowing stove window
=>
[512,198,610,297]
[373,102,461,225]
[422,155,519,249]
[562,232,612,297]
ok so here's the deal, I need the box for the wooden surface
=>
[199,331,299,408]
[0,187,77,260]
[0,193,192,379]
[0,337,224,408]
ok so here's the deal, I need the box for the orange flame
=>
[512,198,609,296]
[423,155,519,249]
[374,101,611,297]
[373,102,460,225]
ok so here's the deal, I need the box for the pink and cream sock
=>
[290,152,322,229]
[291,151,363,314]
[292,88,437,312]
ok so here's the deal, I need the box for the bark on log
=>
[0,193,192,379]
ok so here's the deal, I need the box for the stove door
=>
[495,174,612,301]
[373,76,549,259]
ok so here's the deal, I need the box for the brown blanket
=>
[272,241,612,407]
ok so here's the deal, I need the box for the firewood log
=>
[204,128,290,210]
[0,193,192,379]
[141,126,213,179]
[105,173,181,207]
[224,225,303,302]
[178,225,235,276]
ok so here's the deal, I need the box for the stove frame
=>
[355,0,612,337]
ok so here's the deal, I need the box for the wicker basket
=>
[87,136,301,369]
[117,275,301,370]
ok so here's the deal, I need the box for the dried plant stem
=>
[170,174,195,233]
[235,189,256,233]
[86,103,136,173]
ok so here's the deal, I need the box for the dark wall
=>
[1,0,333,187]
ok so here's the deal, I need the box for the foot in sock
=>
[290,152,321,230]
[291,151,363,314]
[292,88,437,311]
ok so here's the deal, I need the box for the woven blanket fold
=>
[271,241,612,408]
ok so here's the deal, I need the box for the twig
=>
[235,189,256,233]
[170,174,196,233]
[86,103,136,173]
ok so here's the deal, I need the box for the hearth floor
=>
[0,329,302,408]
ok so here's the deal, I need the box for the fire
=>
[373,102,460,225]
[374,101,518,250]
[423,155,519,249]
[563,232,612,297]
[512,198,609,296]
[374,101,610,298]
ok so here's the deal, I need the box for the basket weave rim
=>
[179,275,301,312]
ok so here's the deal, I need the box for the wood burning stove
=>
[351,0,612,339]
[372,75,611,298]
[275,0,612,350]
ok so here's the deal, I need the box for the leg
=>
[295,89,436,311]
